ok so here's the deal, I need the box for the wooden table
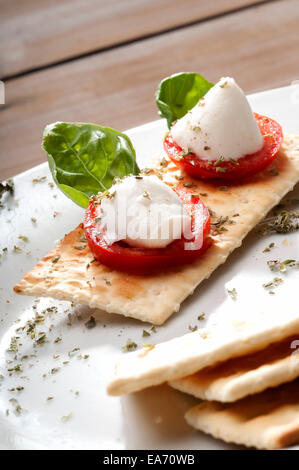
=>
[1,0,298,180]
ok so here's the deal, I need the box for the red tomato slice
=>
[164,113,283,180]
[84,185,211,273]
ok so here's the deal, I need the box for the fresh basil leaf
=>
[156,72,214,128]
[43,122,140,208]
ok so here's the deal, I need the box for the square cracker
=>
[185,380,299,449]
[14,135,299,325]
[169,334,299,402]
[106,312,299,396]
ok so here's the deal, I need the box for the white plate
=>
[0,85,299,450]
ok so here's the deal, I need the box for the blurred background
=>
[0,0,298,180]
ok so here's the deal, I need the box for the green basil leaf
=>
[43,122,140,208]
[156,72,214,128]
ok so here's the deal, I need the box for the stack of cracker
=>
[107,311,299,449]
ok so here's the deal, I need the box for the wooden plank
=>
[0,0,268,78]
[1,0,298,180]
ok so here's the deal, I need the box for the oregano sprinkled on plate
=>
[61,412,72,422]
[18,235,29,242]
[263,242,275,253]
[142,329,150,337]
[188,325,198,332]
[32,176,47,183]
[266,210,299,233]
[227,288,237,300]
[7,336,19,353]
[122,339,137,352]
[68,347,80,357]
[85,316,96,329]
[267,259,298,273]
[263,277,283,290]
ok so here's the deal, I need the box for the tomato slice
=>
[164,113,283,180]
[84,185,211,272]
